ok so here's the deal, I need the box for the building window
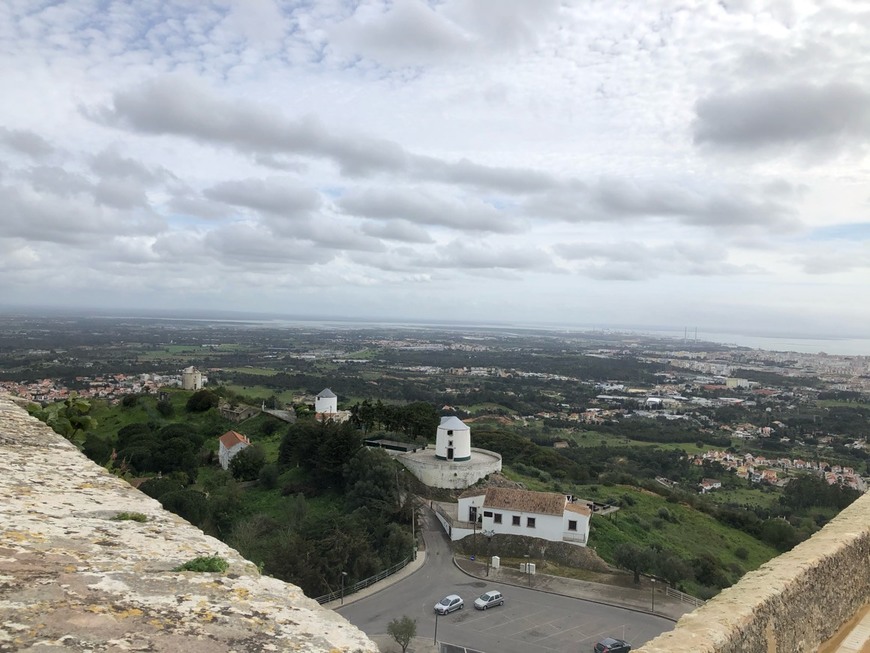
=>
[494,513,502,524]
[568,520,577,531]
[527,517,536,528]
[483,511,493,518]
[448,430,453,435]
[512,515,520,526]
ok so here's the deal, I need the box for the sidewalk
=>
[322,550,428,611]
[453,556,694,622]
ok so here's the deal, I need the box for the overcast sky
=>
[1,1,868,340]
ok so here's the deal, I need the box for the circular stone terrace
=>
[399,445,502,489]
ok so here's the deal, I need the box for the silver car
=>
[434,594,464,614]
[473,590,504,610]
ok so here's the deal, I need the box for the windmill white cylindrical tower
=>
[315,388,338,413]
[435,416,471,462]
[181,366,202,390]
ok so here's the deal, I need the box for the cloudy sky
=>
[1,1,868,339]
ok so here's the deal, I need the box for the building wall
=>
[457,494,590,546]
[435,419,471,461]
[481,508,563,541]
[181,369,202,390]
[315,394,337,413]
[219,441,248,470]
[561,511,590,544]
[401,447,501,489]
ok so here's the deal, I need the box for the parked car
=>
[473,590,504,610]
[593,637,631,653]
[434,594,464,614]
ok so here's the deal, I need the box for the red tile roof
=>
[219,430,250,448]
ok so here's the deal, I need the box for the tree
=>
[654,551,693,587]
[48,393,96,442]
[229,444,266,481]
[159,489,209,527]
[186,389,219,413]
[156,398,174,417]
[258,462,280,489]
[612,542,653,584]
[82,433,112,464]
[139,477,185,500]
[386,615,416,653]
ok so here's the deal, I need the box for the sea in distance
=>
[156,317,870,357]
[12,306,869,357]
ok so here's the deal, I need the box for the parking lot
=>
[430,586,665,653]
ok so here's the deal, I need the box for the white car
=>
[434,594,464,614]
[473,590,504,610]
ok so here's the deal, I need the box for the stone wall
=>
[399,446,502,489]
[453,533,612,573]
[0,394,376,653]
[636,489,870,653]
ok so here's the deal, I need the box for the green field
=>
[569,430,715,455]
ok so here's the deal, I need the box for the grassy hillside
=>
[503,466,780,596]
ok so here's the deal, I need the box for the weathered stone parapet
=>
[0,395,377,652]
[636,489,870,653]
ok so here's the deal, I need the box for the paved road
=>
[337,508,675,653]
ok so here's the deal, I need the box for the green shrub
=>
[734,546,749,560]
[173,555,229,573]
[112,512,148,522]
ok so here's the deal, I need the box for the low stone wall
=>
[636,490,870,653]
[454,533,612,573]
[0,395,376,653]
[399,446,502,489]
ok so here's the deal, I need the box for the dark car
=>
[593,637,631,653]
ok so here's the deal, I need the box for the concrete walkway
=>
[322,550,429,611]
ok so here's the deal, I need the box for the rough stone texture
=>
[0,395,376,653]
[636,490,870,653]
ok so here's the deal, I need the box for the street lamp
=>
[650,578,656,613]
[340,571,348,605]
[483,530,495,576]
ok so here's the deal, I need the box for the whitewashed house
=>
[455,487,591,546]
[218,430,251,470]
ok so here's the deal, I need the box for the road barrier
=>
[665,585,706,608]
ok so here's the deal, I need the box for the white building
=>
[725,377,752,389]
[400,415,501,489]
[181,366,203,391]
[454,487,591,546]
[315,388,338,414]
[218,430,251,470]
[435,415,471,461]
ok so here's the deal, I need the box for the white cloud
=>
[0,1,867,337]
